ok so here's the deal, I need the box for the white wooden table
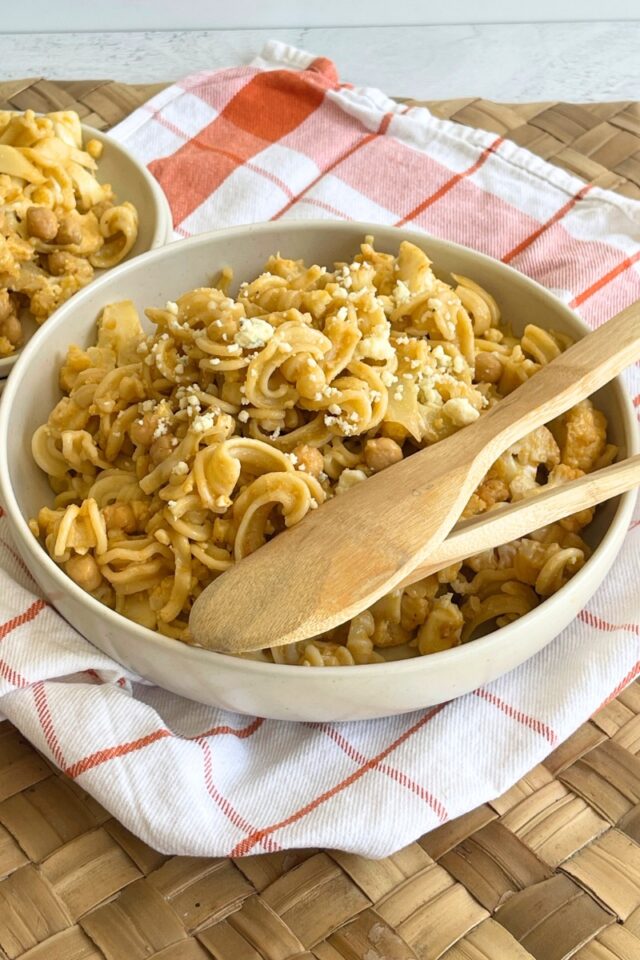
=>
[1,23,639,101]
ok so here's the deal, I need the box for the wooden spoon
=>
[397,453,640,590]
[189,302,640,654]
[189,454,640,654]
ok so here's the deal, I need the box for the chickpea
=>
[129,414,156,446]
[47,250,71,276]
[293,443,324,476]
[364,437,403,473]
[103,503,137,533]
[55,214,83,246]
[380,422,408,444]
[65,554,102,592]
[474,352,503,384]
[26,205,59,242]
[150,434,174,465]
[119,375,145,403]
[0,290,12,322]
[48,250,93,283]
[0,312,23,346]
[86,138,103,159]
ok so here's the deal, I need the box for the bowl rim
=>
[0,219,637,682]
[0,119,173,377]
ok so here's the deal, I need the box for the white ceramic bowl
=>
[0,221,636,721]
[0,121,173,382]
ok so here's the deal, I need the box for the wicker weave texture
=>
[1,77,640,959]
[1,683,640,959]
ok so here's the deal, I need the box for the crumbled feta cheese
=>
[336,306,348,321]
[238,410,250,423]
[234,317,275,349]
[192,413,216,433]
[432,345,452,370]
[360,336,394,361]
[285,452,298,465]
[152,419,169,439]
[381,370,398,387]
[165,301,179,315]
[453,355,465,373]
[175,363,184,375]
[443,397,480,426]
[328,403,341,415]
[335,468,367,495]
[141,399,155,412]
[394,280,411,303]
[136,341,149,355]
[173,461,189,476]
[178,390,202,414]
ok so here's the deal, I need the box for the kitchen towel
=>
[0,41,639,857]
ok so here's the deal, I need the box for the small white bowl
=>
[0,121,173,382]
[0,221,636,721]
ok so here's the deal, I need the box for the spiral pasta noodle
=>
[30,238,613,665]
[0,109,139,356]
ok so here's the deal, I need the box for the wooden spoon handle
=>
[398,454,640,590]
[476,301,640,463]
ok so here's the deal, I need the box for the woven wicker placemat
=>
[1,78,640,960]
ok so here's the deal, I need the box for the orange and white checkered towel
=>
[0,42,639,858]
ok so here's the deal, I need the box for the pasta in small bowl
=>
[0,109,172,381]
[0,222,636,721]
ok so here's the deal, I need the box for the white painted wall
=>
[3,0,639,32]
